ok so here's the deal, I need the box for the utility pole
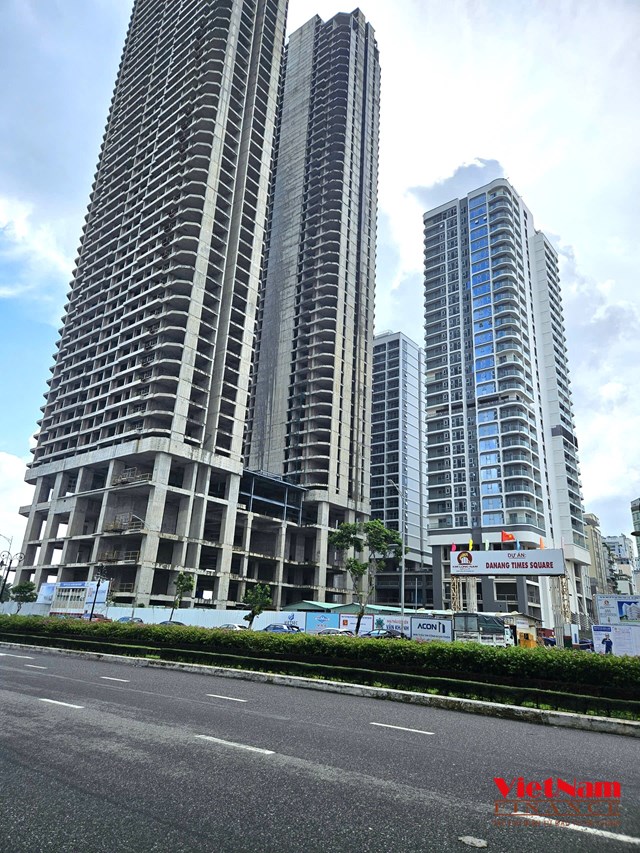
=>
[88,564,107,621]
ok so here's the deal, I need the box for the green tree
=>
[328,520,403,634]
[0,582,11,604]
[242,583,272,629]
[10,581,37,613]
[169,571,194,621]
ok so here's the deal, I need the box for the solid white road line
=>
[521,814,640,845]
[99,676,130,683]
[370,722,434,736]
[24,664,47,669]
[38,698,84,709]
[205,693,247,703]
[195,735,274,755]
[0,653,34,659]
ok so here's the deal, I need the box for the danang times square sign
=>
[451,549,565,576]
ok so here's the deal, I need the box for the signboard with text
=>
[306,613,340,633]
[595,595,640,626]
[410,616,453,643]
[592,624,640,657]
[373,615,411,634]
[450,549,564,577]
[338,614,373,634]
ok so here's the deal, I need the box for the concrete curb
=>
[3,640,639,738]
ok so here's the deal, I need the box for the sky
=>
[1,0,639,555]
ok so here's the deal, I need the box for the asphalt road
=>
[0,648,638,853]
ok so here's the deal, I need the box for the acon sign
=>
[410,617,452,643]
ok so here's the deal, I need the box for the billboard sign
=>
[592,624,640,657]
[306,612,339,633]
[450,549,564,576]
[595,595,640,626]
[45,581,110,617]
[373,615,411,634]
[338,614,373,635]
[410,617,452,643]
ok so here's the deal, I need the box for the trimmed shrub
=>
[1,615,638,702]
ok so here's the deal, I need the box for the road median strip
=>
[3,639,639,738]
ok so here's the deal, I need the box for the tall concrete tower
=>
[17,0,288,607]
[423,178,590,628]
[248,10,381,541]
[370,332,431,606]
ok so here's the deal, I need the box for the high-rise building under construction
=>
[16,2,381,611]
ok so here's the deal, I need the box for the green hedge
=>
[1,615,639,702]
[2,626,639,719]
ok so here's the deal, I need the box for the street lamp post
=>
[387,478,406,626]
[89,563,107,621]
[0,549,25,603]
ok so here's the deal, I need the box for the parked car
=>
[317,628,354,636]
[116,616,144,624]
[83,614,112,622]
[359,628,408,640]
[218,623,249,631]
[158,620,185,626]
[577,638,595,651]
[262,623,300,633]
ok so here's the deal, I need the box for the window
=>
[476,370,495,383]
[480,453,500,466]
[478,423,498,437]
[481,467,500,480]
[482,512,504,525]
[482,496,503,510]
[478,409,497,423]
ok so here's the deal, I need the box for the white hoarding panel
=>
[410,617,452,643]
[592,624,640,657]
[338,614,373,634]
[36,583,57,605]
[306,613,340,633]
[451,549,564,576]
[595,595,640,626]
[373,615,411,634]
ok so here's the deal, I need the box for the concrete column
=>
[481,576,498,611]
[315,501,329,599]
[272,522,286,609]
[516,576,528,614]
[432,546,445,610]
[214,473,240,607]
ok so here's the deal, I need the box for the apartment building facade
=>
[423,178,590,628]
[370,332,431,606]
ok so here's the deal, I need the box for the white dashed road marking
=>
[195,735,273,755]
[38,698,84,709]
[370,722,434,735]
[521,814,640,845]
[0,653,34,659]
[206,693,247,703]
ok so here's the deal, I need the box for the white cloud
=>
[0,452,32,554]
[0,195,74,308]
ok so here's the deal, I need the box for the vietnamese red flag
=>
[501,531,516,542]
